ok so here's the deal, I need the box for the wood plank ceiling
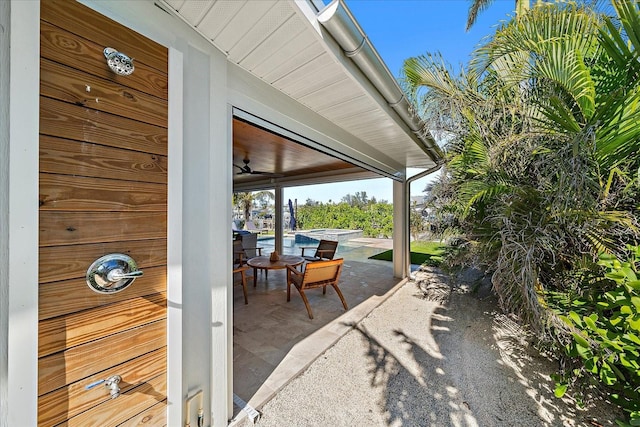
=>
[232,118,374,189]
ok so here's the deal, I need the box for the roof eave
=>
[316,0,444,165]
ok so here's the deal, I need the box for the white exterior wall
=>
[1,1,414,426]
[2,0,234,424]
[78,2,234,424]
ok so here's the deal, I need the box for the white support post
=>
[274,186,283,255]
[392,179,408,279]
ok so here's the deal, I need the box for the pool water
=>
[257,229,362,256]
[257,237,311,253]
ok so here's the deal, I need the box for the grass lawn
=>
[369,241,447,266]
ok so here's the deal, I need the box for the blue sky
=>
[285,0,515,204]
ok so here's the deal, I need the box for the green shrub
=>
[296,202,394,238]
[551,246,640,425]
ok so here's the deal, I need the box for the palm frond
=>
[612,0,640,53]
[466,0,496,31]
[594,88,640,170]
[536,46,595,121]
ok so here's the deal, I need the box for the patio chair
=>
[232,239,255,304]
[233,264,250,304]
[286,258,346,319]
[233,241,249,305]
[236,233,263,258]
[300,239,338,263]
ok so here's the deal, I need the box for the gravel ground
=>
[237,266,621,427]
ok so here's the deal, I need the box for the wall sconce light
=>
[103,47,135,76]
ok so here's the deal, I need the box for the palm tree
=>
[233,191,274,227]
[403,1,640,327]
[466,0,530,31]
[411,2,640,420]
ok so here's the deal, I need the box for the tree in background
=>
[233,191,274,226]
[341,191,379,207]
[409,202,426,241]
[296,197,394,238]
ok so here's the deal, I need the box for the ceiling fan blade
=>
[251,171,285,177]
[234,158,283,177]
[234,164,251,174]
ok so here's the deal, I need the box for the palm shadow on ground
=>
[346,275,621,426]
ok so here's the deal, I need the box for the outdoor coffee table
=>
[246,255,304,287]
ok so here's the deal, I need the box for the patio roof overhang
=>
[159,0,443,190]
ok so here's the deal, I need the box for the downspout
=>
[404,164,443,277]
[317,0,444,165]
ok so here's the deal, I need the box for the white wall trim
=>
[6,1,39,425]
[167,46,184,427]
[0,1,10,425]
[226,104,235,420]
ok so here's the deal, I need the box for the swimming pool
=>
[257,229,362,254]
[295,229,363,243]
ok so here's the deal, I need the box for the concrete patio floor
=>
[231,238,404,419]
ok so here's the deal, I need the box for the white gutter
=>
[317,0,444,165]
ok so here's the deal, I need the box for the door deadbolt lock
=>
[86,253,143,294]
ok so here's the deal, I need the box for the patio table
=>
[246,255,304,287]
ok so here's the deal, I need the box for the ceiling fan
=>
[234,158,283,177]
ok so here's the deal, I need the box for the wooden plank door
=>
[38,1,169,425]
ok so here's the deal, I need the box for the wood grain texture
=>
[39,266,166,320]
[39,239,166,283]
[40,21,168,99]
[40,97,167,155]
[117,399,167,427]
[41,59,167,128]
[38,320,166,395]
[39,2,168,422]
[40,136,167,184]
[40,0,168,73]
[60,374,167,427]
[38,292,166,358]
[40,173,167,212]
[38,348,166,427]
[39,211,167,247]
